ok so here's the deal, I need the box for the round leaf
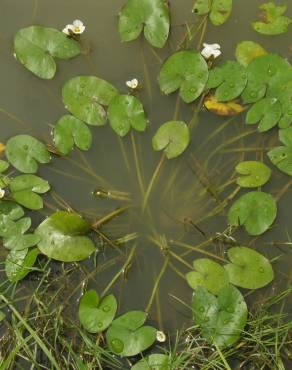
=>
[0,200,24,220]
[36,211,96,262]
[132,354,170,370]
[5,248,39,282]
[268,146,292,175]
[235,161,271,188]
[209,0,233,26]
[152,121,190,159]
[192,0,211,15]
[252,3,291,35]
[224,246,274,289]
[235,41,267,67]
[246,97,282,132]
[5,135,51,174]
[158,50,209,103]
[228,191,277,236]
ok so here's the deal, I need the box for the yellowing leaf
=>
[204,95,246,116]
[0,143,6,155]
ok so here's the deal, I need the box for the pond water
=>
[1,0,292,368]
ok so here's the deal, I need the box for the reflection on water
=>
[0,0,292,338]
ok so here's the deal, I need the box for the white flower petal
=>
[62,24,73,35]
[0,189,5,199]
[73,19,84,27]
[201,42,222,60]
[126,78,139,89]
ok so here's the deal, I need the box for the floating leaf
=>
[235,161,271,188]
[62,76,119,126]
[204,95,245,116]
[279,127,292,147]
[36,211,96,262]
[152,121,190,159]
[207,61,247,101]
[9,175,50,210]
[158,50,209,103]
[5,135,50,174]
[132,354,170,370]
[267,146,292,175]
[14,26,81,79]
[106,311,157,357]
[209,0,233,26]
[235,41,267,67]
[192,0,211,15]
[119,0,170,48]
[228,191,277,235]
[79,290,117,333]
[53,115,92,155]
[267,78,292,128]
[252,2,292,35]
[0,160,9,173]
[224,246,274,289]
[108,95,147,137]
[186,258,229,295]
[0,200,24,220]
[246,97,282,132]
[192,285,247,347]
[5,248,39,282]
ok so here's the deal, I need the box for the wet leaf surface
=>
[268,146,292,175]
[246,97,282,132]
[5,247,39,282]
[235,161,271,188]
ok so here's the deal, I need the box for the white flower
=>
[201,43,221,60]
[62,19,85,35]
[0,189,5,199]
[156,330,167,343]
[126,78,139,89]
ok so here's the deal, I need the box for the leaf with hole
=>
[228,191,277,235]
[131,354,170,370]
[14,26,81,79]
[186,258,229,295]
[224,246,274,289]
[5,248,39,282]
[62,76,119,126]
[235,161,271,188]
[79,290,117,333]
[5,135,51,174]
[158,50,209,103]
[192,0,211,15]
[152,121,190,159]
[36,211,96,262]
[246,97,282,132]
[53,115,92,155]
[192,285,247,347]
[267,146,292,175]
[108,95,147,137]
[106,311,157,357]
[119,0,170,48]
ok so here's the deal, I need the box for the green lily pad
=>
[246,97,282,132]
[0,200,24,220]
[252,2,292,35]
[207,61,247,101]
[228,191,277,235]
[9,175,50,210]
[235,41,267,67]
[108,95,147,137]
[158,50,209,103]
[131,354,170,370]
[79,290,117,333]
[235,161,271,188]
[106,311,157,357]
[192,0,211,15]
[224,246,274,289]
[0,160,9,173]
[53,115,92,155]
[192,285,247,347]
[193,0,232,26]
[152,121,190,159]
[5,135,51,174]
[279,127,292,147]
[36,211,96,262]
[14,26,81,79]
[267,146,292,175]
[62,76,119,126]
[5,248,39,282]
[186,258,229,295]
[267,78,292,128]
[119,0,170,48]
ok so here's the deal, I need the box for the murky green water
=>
[0,0,292,352]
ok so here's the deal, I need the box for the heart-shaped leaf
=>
[186,258,229,295]
[224,246,274,289]
[62,76,119,126]
[193,0,233,26]
[252,2,292,35]
[192,285,247,347]
[267,146,292,175]
[228,191,277,235]
[267,78,292,128]
[108,95,147,137]
[79,290,117,333]
[235,161,271,188]
[14,26,81,79]
[36,211,96,262]
[106,311,157,357]
[119,0,170,48]
[152,121,190,159]
[5,248,39,282]
[235,41,267,67]
[0,200,24,220]
[131,354,170,370]
[207,61,247,101]
[158,50,209,103]
[9,175,50,210]
[53,115,92,155]
[5,135,51,174]
[246,97,282,132]
[279,127,292,147]
[204,95,245,116]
